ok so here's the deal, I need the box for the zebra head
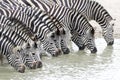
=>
[20,43,37,69]
[60,28,70,54]
[52,28,62,52]
[30,41,43,68]
[103,19,115,45]
[42,31,62,57]
[11,47,26,73]
[82,27,97,53]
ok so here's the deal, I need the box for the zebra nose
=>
[63,48,70,54]
[79,45,85,50]
[52,49,61,57]
[91,47,97,53]
[36,61,42,68]
[107,41,114,45]
[30,61,37,69]
[18,64,26,73]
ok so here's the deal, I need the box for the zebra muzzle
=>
[30,61,37,69]
[63,48,70,54]
[91,47,97,53]
[107,41,114,45]
[36,61,42,68]
[18,64,26,73]
[52,49,62,57]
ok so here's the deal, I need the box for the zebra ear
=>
[12,46,22,53]
[110,19,116,26]
[22,42,31,49]
[60,28,66,35]
[47,32,55,38]
[33,42,38,48]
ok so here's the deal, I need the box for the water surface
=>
[0,38,120,80]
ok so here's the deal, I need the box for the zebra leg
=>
[71,34,85,50]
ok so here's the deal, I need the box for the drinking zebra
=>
[0,2,64,56]
[45,0,115,46]
[11,0,97,53]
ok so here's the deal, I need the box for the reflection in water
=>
[0,39,120,80]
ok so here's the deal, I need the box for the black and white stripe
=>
[0,1,63,56]
[13,0,97,53]
[46,0,114,45]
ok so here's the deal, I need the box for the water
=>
[0,38,120,80]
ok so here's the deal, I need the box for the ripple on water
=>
[0,38,120,80]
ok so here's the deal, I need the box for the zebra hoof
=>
[63,48,70,54]
[79,45,85,50]
[107,41,114,45]
[36,61,42,68]
[91,47,97,53]
[18,64,25,73]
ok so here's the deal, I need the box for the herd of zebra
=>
[0,0,115,73]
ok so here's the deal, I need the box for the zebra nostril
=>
[107,41,114,45]
[36,61,42,68]
[18,64,26,73]
[91,47,97,53]
[63,48,70,54]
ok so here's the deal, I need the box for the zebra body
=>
[12,0,97,53]
[45,0,114,45]
[0,2,63,56]
[0,22,25,73]
[1,0,71,54]
[0,14,40,70]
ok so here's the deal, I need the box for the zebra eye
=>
[50,43,53,45]
[32,53,35,55]
[54,40,56,42]
[16,57,19,59]
[112,23,114,26]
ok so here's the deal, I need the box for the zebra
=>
[0,2,63,56]
[1,0,71,54]
[0,14,39,70]
[44,0,115,46]
[0,23,26,73]
[12,0,97,53]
